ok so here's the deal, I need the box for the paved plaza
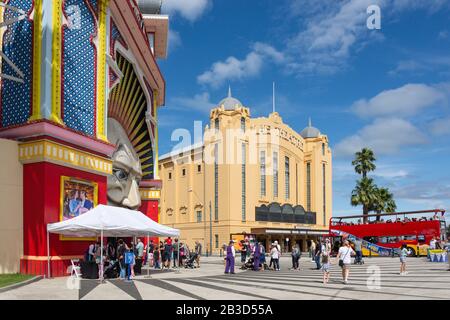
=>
[1,256,449,300]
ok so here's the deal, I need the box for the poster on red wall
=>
[60,176,98,241]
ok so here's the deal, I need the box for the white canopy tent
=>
[46,204,180,279]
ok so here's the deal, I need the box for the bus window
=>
[402,235,416,241]
[363,236,378,244]
[418,235,425,243]
[388,236,399,243]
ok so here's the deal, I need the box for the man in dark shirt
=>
[164,240,172,269]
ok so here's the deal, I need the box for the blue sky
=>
[157,0,450,220]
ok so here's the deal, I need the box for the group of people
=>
[224,237,415,285]
[147,239,202,270]
[224,240,285,274]
[84,238,204,281]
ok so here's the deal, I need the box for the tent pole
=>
[47,230,50,279]
[100,230,104,282]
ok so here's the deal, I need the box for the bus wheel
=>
[407,247,416,257]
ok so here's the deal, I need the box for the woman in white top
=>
[270,244,281,271]
[337,240,355,284]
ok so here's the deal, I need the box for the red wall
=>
[23,162,107,258]
[140,199,159,244]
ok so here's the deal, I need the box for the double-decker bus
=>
[329,209,447,257]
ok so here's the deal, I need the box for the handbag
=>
[339,248,350,267]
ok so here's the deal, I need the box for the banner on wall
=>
[60,176,98,241]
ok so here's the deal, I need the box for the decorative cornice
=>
[139,188,160,200]
[0,120,116,157]
[19,139,112,176]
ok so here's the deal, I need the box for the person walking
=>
[314,240,323,270]
[259,243,266,271]
[225,240,236,274]
[291,245,301,270]
[116,239,126,279]
[195,241,202,268]
[240,240,247,265]
[147,240,155,268]
[164,239,172,270]
[337,240,355,284]
[310,240,316,262]
[253,241,261,271]
[322,250,331,284]
[173,239,180,268]
[354,238,363,264]
[400,243,408,275]
[135,238,144,274]
[271,243,280,271]
[153,245,161,269]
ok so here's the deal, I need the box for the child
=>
[154,246,161,269]
[321,252,331,284]
[400,243,408,275]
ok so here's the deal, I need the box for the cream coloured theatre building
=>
[159,91,332,254]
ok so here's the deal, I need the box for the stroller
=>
[241,254,268,270]
[184,252,198,269]
[104,260,120,279]
[354,252,364,265]
[241,255,255,270]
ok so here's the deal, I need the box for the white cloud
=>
[170,92,215,114]
[283,0,449,75]
[285,0,380,75]
[168,29,182,52]
[430,117,450,136]
[334,118,427,156]
[351,84,447,118]
[388,56,450,76]
[197,43,285,88]
[162,0,211,22]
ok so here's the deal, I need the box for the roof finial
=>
[228,85,232,98]
[308,117,312,127]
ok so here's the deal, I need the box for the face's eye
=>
[113,168,129,181]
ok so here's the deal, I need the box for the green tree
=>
[351,177,378,223]
[371,187,397,221]
[352,148,376,178]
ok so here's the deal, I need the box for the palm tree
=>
[371,187,397,221]
[352,148,376,178]
[351,177,378,223]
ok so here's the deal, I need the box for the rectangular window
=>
[307,163,311,211]
[168,172,172,180]
[241,117,246,133]
[182,168,186,176]
[285,156,290,200]
[197,165,202,173]
[260,151,266,197]
[196,211,202,223]
[215,235,219,249]
[322,143,326,156]
[273,152,278,198]
[214,144,219,221]
[242,143,246,222]
[215,118,220,131]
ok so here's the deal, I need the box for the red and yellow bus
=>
[329,209,447,256]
